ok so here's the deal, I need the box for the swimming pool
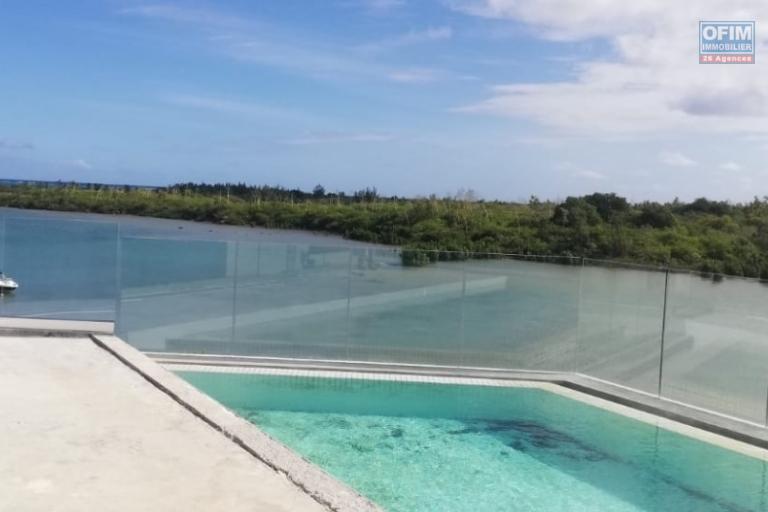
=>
[179,371,768,512]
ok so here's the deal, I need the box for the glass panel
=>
[117,237,236,353]
[1,217,117,321]
[232,242,352,359]
[347,248,464,366]
[661,271,768,423]
[576,260,667,394]
[461,255,581,371]
[102,230,768,425]
[0,215,5,318]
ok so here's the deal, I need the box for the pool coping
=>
[150,352,768,461]
[90,334,382,512]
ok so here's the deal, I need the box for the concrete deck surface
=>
[0,336,327,512]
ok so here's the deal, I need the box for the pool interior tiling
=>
[177,369,768,512]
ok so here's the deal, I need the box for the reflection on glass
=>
[462,256,581,371]
[232,242,353,360]
[347,248,464,366]
[662,272,768,423]
[117,237,235,353]
[2,217,118,321]
[577,261,666,394]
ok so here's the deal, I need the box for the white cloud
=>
[164,94,255,113]
[70,159,93,170]
[720,161,742,171]
[120,5,253,30]
[358,26,453,53]
[121,5,468,86]
[162,93,304,120]
[368,0,405,8]
[0,138,34,150]
[451,0,667,40]
[350,0,406,12]
[574,169,605,180]
[286,131,395,145]
[122,4,388,81]
[161,93,325,126]
[555,161,605,179]
[388,68,442,83]
[455,1,768,135]
[659,151,697,168]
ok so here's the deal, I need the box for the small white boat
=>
[0,272,18,293]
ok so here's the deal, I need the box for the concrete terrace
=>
[0,325,379,512]
[3,317,768,512]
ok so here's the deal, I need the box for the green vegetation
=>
[2,183,768,278]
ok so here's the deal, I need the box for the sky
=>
[0,0,767,202]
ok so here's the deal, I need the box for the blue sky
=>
[1,1,766,201]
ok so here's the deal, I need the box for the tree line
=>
[1,183,767,278]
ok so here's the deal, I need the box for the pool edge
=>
[155,354,768,461]
[90,334,383,512]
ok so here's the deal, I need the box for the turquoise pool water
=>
[182,372,766,512]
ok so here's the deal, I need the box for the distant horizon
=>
[1,2,766,204]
